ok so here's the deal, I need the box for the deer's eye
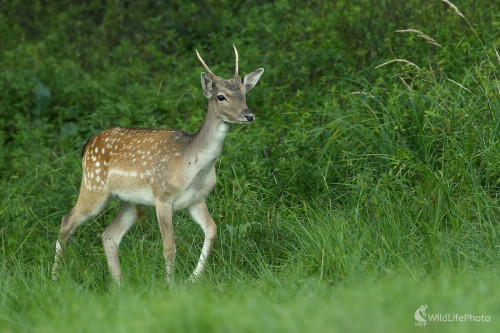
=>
[217,95,226,101]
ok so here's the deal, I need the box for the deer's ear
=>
[243,68,264,92]
[201,72,213,98]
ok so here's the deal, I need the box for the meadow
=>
[1,1,499,331]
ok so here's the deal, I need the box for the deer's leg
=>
[101,201,140,285]
[155,200,176,283]
[188,200,217,281]
[52,191,109,280]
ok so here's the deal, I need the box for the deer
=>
[51,45,264,285]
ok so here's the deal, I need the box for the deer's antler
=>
[196,49,216,77]
[233,44,239,77]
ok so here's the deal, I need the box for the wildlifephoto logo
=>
[414,304,429,324]
[414,304,491,327]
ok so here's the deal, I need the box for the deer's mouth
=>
[222,109,255,124]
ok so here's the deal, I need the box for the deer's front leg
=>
[155,200,176,283]
[188,201,217,281]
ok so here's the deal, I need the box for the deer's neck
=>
[186,102,230,168]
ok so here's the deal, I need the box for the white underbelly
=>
[111,187,156,206]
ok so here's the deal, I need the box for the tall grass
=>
[2,258,499,332]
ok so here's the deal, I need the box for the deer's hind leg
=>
[102,201,141,285]
[52,190,110,281]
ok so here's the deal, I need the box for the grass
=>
[1,1,500,332]
[1,262,499,332]
[1,169,499,332]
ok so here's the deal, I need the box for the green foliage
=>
[1,267,499,332]
[1,0,499,331]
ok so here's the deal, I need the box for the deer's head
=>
[197,45,264,124]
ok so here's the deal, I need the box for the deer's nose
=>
[244,114,255,122]
[242,109,255,122]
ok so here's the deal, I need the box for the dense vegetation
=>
[1,1,499,331]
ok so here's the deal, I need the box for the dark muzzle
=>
[242,109,255,122]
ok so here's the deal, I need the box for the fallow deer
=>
[51,45,264,285]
